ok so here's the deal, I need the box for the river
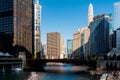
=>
[0,64,100,80]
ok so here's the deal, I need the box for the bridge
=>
[0,58,97,71]
[0,58,23,72]
[26,59,97,71]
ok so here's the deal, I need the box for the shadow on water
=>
[0,71,30,80]
[0,64,100,80]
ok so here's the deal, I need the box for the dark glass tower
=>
[0,0,33,58]
[89,14,111,56]
[67,39,73,58]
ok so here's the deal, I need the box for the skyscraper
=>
[88,3,94,26]
[33,0,42,56]
[0,0,33,58]
[47,32,61,59]
[113,2,120,30]
[89,14,111,56]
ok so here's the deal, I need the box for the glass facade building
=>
[0,0,14,53]
[113,2,120,30]
[0,0,33,57]
[81,33,85,54]
[67,39,73,58]
[108,13,115,50]
[116,28,120,49]
[89,14,111,56]
[0,0,13,35]
[42,44,47,59]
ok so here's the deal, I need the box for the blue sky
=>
[40,0,120,45]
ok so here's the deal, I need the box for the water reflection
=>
[27,72,40,80]
[26,71,99,80]
[27,72,89,80]
[0,71,30,80]
[32,63,99,80]
[44,64,89,73]
[0,64,100,80]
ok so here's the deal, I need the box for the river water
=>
[0,64,100,80]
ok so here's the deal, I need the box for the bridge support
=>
[0,58,23,72]
[26,59,46,71]
[2,65,5,72]
[18,52,26,69]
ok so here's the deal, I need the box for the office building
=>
[116,28,120,49]
[47,32,61,59]
[89,14,111,56]
[73,29,81,58]
[113,2,120,30]
[67,39,73,58]
[42,44,47,59]
[113,2,120,50]
[0,0,33,58]
[60,37,65,59]
[81,27,90,59]
[112,31,116,48]
[108,13,114,50]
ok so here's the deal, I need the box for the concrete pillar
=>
[18,52,26,69]
[2,65,5,72]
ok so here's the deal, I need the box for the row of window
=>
[0,16,13,20]
[0,2,13,12]
[0,28,13,34]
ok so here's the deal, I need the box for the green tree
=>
[34,51,41,59]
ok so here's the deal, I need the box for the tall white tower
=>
[113,2,120,30]
[88,3,94,26]
[33,0,42,59]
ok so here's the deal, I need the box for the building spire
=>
[88,3,94,26]
[89,3,92,6]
